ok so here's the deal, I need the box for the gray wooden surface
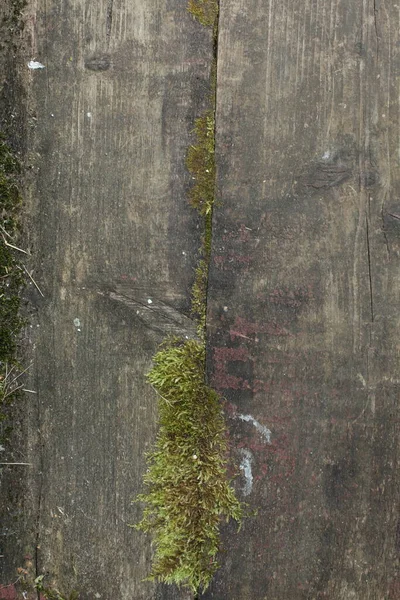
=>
[1,0,211,598]
[2,0,400,598]
[203,0,400,598]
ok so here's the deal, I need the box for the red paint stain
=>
[213,252,251,272]
[389,578,400,599]
[212,346,251,390]
[268,285,313,309]
[120,275,137,282]
[0,584,18,600]
[229,315,291,342]
[222,223,252,243]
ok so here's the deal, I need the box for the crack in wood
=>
[381,197,391,260]
[365,213,375,323]
[106,0,114,47]
[373,0,379,57]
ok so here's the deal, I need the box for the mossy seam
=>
[135,0,244,594]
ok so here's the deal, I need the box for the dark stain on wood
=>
[84,54,111,71]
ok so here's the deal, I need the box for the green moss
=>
[0,136,24,419]
[35,575,79,600]
[136,5,243,593]
[186,111,215,217]
[187,0,218,28]
[135,339,243,593]
[191,211,212,339]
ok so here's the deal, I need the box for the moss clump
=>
[0,136,24,413]
[135,339,243,592]
[136,5,243,593]
[187,0,218,28]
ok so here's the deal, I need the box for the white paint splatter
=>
[28,60,45,70]
[238,414,272,443]
[239,449,253,496]
[357,373,367,388]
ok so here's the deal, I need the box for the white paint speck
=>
[28,60,45,69]
[238,414,272,443]
[147,298,152,304]
[73,318,81,328]
[87,112,92,118]
[322,151,331,160]
[357,373,367,388]
[239,449,253,496]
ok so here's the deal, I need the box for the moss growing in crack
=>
[135,3,244,593]
[0,136,24,414]
[186,111,216,217]
[135,339,243,593]
[187,0,218,28]
[191,211,212,338]
[186,108,215,338]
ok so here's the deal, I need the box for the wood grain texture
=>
[204,0,400,598]
[0,1,212,598]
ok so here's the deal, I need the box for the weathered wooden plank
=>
[1,0,213,597]
[205,0,400,598]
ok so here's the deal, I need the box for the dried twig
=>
[0,223,12,239]
[1,234,30,255]
[21,264,44,297]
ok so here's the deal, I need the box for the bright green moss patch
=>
[135,339,243,592]
[187,0,218,28]
[187,112,215,339]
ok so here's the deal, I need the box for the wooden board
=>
[1,1,212,598]
[204,0,400,598]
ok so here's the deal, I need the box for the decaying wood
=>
[204,0,400,598]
